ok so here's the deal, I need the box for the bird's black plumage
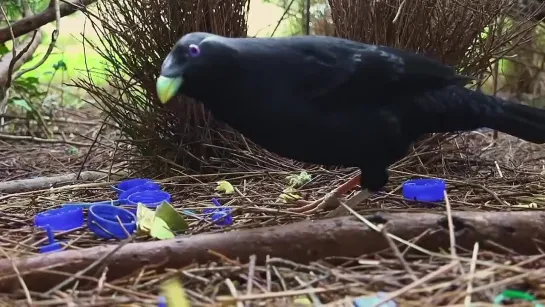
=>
[157,32,545,192]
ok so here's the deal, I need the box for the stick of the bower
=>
[0,171,125,194]
[1,211,544,293]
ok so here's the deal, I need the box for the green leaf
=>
[150,217,174,240]
[160,277,191,307]
[0,44,9,56]
[279,186,301,203]
[215,180,234,194]
[286,171,312,188]
[66,146,78,155]
[155,201,189,232]
[10,98,32,112]
[135,202,188,240]
[136,203,155,233]
[24,77,39,84]
[293,296,312,306]
[53,60,67,71]
[15,77,40,93]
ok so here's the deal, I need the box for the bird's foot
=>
[289,191,344,214]
[324,189,372,218]
[289,189,371,216]
[288,174,363,215]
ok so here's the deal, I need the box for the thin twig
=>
[13,0,61,80]
[44,235,135,295]
[464,242,479,307]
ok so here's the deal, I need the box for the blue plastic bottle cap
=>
[402,178,446,202]
[126,190,171,210]
[61,200,118,209]
[34,206,85,231]
[88,204,136,240]
[39,226,63,253]
[118,181,161,205]
[204,198,233,226]
[115,178,154,195]
[158,296,167,307]
[211,210,233,226]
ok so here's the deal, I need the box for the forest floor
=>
[0,106,545,306]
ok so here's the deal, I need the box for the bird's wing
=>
[292,41,473,107]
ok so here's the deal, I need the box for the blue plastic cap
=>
[34,206,85,231]
[61,200,118,209]
[158,296,167,307]
[402,178,446,202]
[88,204,136,240]
[211,210,233,226]
[118,182,161,204]
[126,190,171,209]
[115,178,155,194]
[204,198,233,226]
[39,226,63,253]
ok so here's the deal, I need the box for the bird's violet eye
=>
[188,44,200,57]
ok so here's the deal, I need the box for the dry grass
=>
[329,0,542,77]
[72,0,251,175]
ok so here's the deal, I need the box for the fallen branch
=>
[0,132,92,146]
[0,170,120,193]
[0,0,97,44]
[1,211,544,292]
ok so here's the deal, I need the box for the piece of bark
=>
[1,211,544,293]
[0,171,122,194]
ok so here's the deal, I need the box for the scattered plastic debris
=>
[118,181,161,204]
[88,205,137,240]
[493,289,544,307]
[61,200,118,209]
[34,206,85,231]
[402,178,446,202]
[115,178,155,193]
[38,226,63,253]
[215,180,234,194]
[159,277,191,307]
[126,190,172,213]
[353,292,397,307]
[203,198,233,226]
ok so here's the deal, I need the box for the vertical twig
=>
[464,242,479,307]
[305,0,311,35]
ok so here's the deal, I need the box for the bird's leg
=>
[288,174,362,214]
[324,188,372,218]
[322,167,388,217]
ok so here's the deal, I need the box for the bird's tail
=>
[409,86,545,144]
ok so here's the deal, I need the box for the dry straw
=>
[75,0,251,175]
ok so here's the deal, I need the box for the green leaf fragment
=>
[10,98,33,112]
[286,171,312,188]
[136,201,188,240]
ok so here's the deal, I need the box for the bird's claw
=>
[288,191,344,214]
[288,189,371,217]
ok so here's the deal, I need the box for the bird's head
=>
[156,32,239,104]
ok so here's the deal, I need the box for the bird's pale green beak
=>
[156,75,183,104]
